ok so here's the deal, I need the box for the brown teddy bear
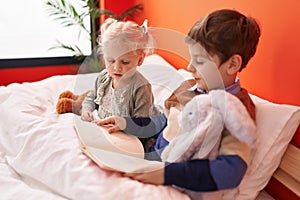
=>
[56,90,90,115]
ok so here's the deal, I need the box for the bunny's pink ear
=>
[210,90,257,146]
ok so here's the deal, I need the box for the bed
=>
[0,54,299,199]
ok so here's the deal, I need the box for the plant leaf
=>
[116,4,143,20]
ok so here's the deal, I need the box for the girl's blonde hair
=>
[97,18,154,55]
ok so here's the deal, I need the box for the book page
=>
[74,116,163,173]
[82,146,163,173]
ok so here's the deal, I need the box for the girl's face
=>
[187,43,225,91]
[103,50,145,87]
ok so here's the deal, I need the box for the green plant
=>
[45,0,142,72]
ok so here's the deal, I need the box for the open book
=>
[74,116,163,173]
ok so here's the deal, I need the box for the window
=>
[0,0,92,67]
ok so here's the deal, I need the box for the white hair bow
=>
[141,19,148,34]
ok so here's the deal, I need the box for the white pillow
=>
[237,94,300,199]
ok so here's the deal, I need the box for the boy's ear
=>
[227,54,242,75]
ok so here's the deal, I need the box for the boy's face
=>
[187,43,224,91]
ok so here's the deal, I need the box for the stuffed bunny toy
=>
[161,90,256,200]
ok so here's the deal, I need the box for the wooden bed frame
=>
[264,126,300,199]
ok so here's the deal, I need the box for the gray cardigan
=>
[82,69,159,119]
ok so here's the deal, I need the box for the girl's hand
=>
[124,164,165,185]
[81,108,94,122]
[96,116,126,133]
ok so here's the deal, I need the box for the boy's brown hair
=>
[187,9,261,71]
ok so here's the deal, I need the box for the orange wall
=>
[107,0,300,106]
[140,0,300,106]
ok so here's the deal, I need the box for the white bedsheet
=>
[0,72,189,200]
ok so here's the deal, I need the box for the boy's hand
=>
[96,116,126,133]
[163,107,181,142]
[81,108,94,122]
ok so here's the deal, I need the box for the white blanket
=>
[0,65,189,200]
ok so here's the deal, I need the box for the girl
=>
[81,18,157,121]
[81,18,160,150]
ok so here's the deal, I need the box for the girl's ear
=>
[227,54,242,75]
[137,51,146,66]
